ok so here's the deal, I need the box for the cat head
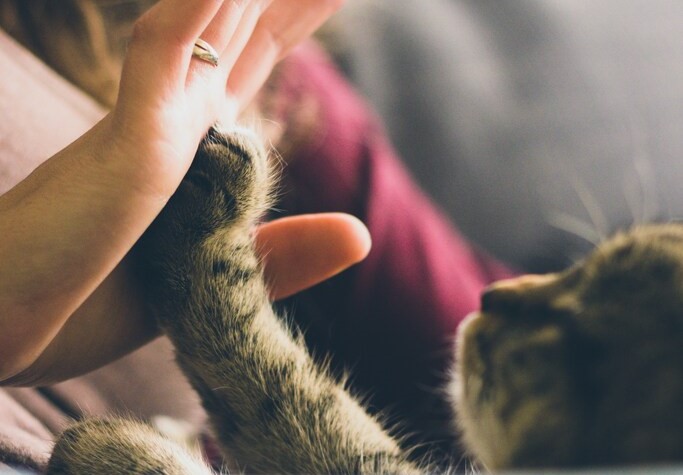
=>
[453,224,683,470]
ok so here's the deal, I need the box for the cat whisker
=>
[546,212,602,247]
[447,452,483,475]
[622,124,659,227]
[565,171,609,243]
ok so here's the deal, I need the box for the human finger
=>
[259,0,345,58]
[186,0,252,83]
[216,0,273,72]
[255,213,372,301]
[118,0,226,109]
[187,0,272,111]
[227,0,344,107]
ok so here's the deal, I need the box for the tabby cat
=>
[455,226,683,468]
[44,128,683,473]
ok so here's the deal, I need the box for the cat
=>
[455,225,683,469]
[46,128,683,473]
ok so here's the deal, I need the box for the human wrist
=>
[85,112,195,202]
[0,114,185,374]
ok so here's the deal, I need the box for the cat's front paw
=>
[133,126,271,309]
[47,418,212,475]
[162,126,270,243]
[136,127,270,265]
[181,126,271,234]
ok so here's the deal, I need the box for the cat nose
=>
[480,274,556,314]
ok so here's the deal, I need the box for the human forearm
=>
[0,117,172,381]
[1,255,156,386]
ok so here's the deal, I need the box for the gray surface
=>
[337,0,683,271]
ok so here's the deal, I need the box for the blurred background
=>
[330,0,683,272]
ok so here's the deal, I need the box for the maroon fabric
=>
[275,44,514,459]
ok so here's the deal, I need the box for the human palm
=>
[0,0,356,385]
[107,0,343,198]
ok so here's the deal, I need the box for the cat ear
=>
[481,274,557,314]
[481,274,582,316]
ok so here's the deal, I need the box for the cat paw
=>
[135,126,270,265]
[132,126,271,310]
[183,126,271,232]
[166,126,271,241]
[47,418,212,474]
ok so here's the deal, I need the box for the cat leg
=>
[136,129,425,474]
[46,418,214,475]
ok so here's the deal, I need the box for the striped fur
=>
[46,129,683,473]
[48,128,421,474]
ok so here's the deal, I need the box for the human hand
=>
[107,0,344,198]
[0,0,346,383]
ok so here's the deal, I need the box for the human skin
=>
[0,0,356,385]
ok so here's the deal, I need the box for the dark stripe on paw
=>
[185,169,215,194]
[211,260,258,282]
[227,142,252,163]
